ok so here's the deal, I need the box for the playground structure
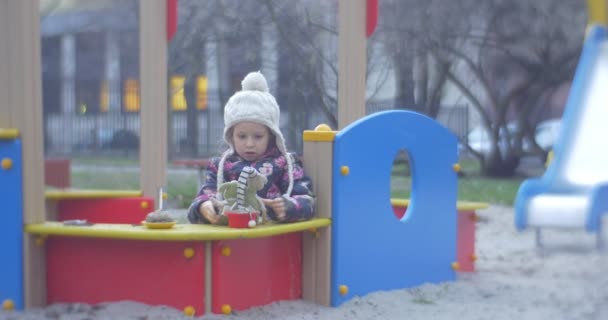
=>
[0,0,493,316]
[3,111,486,315]
[514,5,608,247]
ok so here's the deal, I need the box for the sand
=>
[2,205,607,320]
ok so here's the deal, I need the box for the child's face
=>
[232,122,271,161]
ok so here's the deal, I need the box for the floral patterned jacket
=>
[187,147,315,224]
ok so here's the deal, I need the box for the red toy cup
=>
[225,211,258,228]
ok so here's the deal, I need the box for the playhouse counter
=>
[25,218,331,241]
[24,218,330,315]
[390,199,489,211]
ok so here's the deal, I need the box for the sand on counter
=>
[2,205,607,320]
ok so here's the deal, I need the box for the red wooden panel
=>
[44,158,70,188]
[366,0,378,37]
[211,233,302,313]
[393,205,406,219]
[456,211,476,272]
[166,0,178,41]
[47,237,205,314]
[57,197,153,224]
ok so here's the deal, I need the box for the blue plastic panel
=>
[331,110,458,306]
[0,139,24,309]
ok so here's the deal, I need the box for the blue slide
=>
[515,25,608,239]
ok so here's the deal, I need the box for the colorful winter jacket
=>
[187,147,315,224]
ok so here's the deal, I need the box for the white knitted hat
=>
[217,71,294,196]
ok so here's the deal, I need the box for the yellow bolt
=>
[140,201,149,209]
[2,299,14,310]
[470,254,478,261]
[221,246,231,257]
[315,123,332,131]
[183,305,195,316]
[163,192,168,200]
[452,163,461,172]
[221,304,232,315]
[1,158,12,170]
[340,166,350,176]
[35,236,46,247]
[184,247,195,259]
[338,285,348,296]
[451,262,460,271]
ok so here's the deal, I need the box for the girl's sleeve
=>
[277,154,316,222]
[187,158,220,224]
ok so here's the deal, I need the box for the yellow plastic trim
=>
[25,218,332,241]
[303,130,336,142]
[303,123,337,141]
[545,149,554,168]
[45,189,143,200]
[390,198,489,211]
[0,128,19,140]
[588,0,608,26]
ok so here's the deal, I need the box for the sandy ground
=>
[2,205,607,320]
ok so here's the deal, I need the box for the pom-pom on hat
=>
[217,71,294,196]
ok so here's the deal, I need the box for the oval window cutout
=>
[391,148,413,220]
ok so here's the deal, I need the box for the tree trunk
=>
[184,79,199,157]
[480,150,520,177]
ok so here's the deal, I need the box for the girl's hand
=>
[199,200,220,224]
[262,197,286,220]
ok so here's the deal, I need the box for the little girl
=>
[187,71,315,224]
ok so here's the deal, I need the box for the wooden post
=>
[301,126,336,306]
[139,0,169,201]
[338,0,367,129]
[0,0,47,308]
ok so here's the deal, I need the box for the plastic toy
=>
[218,166,267,228]
[143,188,176,228]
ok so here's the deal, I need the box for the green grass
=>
[71,170,200,208]
[391,159,527,206]
[70,155,139,167]
[70,158,531,208]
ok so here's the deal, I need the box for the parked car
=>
[466,122,525,158]
[464,118,561,159]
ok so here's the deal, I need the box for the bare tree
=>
[169,0,268,156]
[379,0,586,176]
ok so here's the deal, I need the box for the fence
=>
[44,103,469,159]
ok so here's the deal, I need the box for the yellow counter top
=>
[45,189,143,200]
[390,198,489,211]
[25,218,332,241]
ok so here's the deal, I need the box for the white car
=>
[466,122,522,157]
[465,119,561,157]
[534,118,561,152]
